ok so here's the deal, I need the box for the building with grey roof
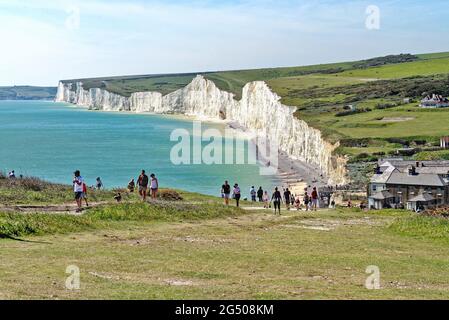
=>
[368,160,449,211]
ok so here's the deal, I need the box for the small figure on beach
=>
[73,170,84,213]
[96,177,104,190]
[284,188,292,210]
[150,174,159,199]
[8,170,15,179]
[233,184,241,207]
[137,170,149,201]
[271,187,283,215]
[250,186,257,202]
[221,181,231,206]
[257,187,264,202]
[263,191,270,208]
[128,178,135,193]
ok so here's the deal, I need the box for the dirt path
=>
[0,201,110,215]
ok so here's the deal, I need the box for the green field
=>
[2,176,449,299]
[0,86,56,100]
[65,51,449,162]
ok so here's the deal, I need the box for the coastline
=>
[54,100,329,195]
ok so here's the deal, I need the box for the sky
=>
[1,0,449,86]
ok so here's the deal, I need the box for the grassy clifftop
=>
[0,86,56,100]
[63,52,449,162]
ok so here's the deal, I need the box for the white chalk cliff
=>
[56,76,348,184]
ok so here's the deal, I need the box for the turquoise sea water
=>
[0,101,278,197]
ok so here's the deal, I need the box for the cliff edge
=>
[56,75,348,185]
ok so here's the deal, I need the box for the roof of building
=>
[387,171,446,187]
[421,94,449,103]
[370,190,395,200]
[371,166,396,184]
[408,193,436,203]
[379,160,449,169]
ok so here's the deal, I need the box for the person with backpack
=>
[137,170,149,201]
[250,186,257,202]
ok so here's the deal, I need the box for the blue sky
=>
[0,0,448,86]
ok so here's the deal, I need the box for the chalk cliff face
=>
[56,76,348,184]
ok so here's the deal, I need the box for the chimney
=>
[408,165,416,176]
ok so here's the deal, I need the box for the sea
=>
[0,100,279,197]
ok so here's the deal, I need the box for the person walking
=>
[271,187,283,215]
[128,178,135,193]
[304,190,310,212]
[284,188,292,210]
[150,174,159,199]
[295,195,302,210]
[233,184,241,207]
[82,181,89,207]
[263,191,270,209]
[137,170,149,201]
[250,186,257,202]
[96,177,103,190]
[257,187,264,202]
[73,170,84,213]
[222,181,231,206]
[311,187,319,211]
[8,170,16,179]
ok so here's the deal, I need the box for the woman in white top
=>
[150,174,159,199]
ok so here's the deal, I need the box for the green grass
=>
[310,104,449,140]
[389,215,449,245]
[415,150,449,161]
[67,53,423,98]
[337,57,449,80]
[2,176,449,300]
[3,206,449,299]
[0,200,243,238]
[0,175,124,205]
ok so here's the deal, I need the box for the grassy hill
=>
[3,175,449,299]
[66,51,449,163]
[0,86,56,100]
